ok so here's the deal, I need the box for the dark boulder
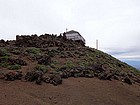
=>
[0,72,5,79]
[50,74,62,86]
[35,77,42,85]
[113,75,120,80]
[38,55,51,65]
[24,71,35,82]
[42,74,52,83]
[98,72,112,80]
[59,71,69,78]
[132,77,140,83]
[14,71,22,80]
[24,70,44,85]
[10,59,27,66]
[91,63,110,74]
[106,73,113,80]
[123,77,132,85]
[85,74,94,78]
[0,39,6,47]
[98,73,107,80]
[4,71,22,81]
[69,69,80,77]
[43,73,62,86]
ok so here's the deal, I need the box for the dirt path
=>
[0,78,140,105]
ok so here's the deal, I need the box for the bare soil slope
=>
[0,78,140,105]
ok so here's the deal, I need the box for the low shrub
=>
[35,64,48,73]
[60,61,75,70]
[0,48,9,57]
[7,64,21,70]
[26,47,41,55]
[11,49,21,55]
[0,62,8,68]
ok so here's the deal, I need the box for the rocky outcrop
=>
[15,34,84,48]
[0,33,85,48]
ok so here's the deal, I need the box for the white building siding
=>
[66,33,85,43]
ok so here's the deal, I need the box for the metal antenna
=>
[96,40,98,50]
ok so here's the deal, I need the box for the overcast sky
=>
[0,0,140,61]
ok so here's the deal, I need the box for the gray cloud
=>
[106,45,140,61]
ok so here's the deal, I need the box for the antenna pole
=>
[96,40,98,50]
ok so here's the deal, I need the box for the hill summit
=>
[0,33,140,85]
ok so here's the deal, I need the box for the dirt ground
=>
[0,77,140,105]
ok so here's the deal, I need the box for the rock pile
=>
[3,71,22,81]
[15,34,84,48]
[24,70,44,85]
[38,55,51,65]
[56,63,140,85]
[23,70,62,86]
[0,57,27,67]
[0,33,85,49]
[0,63,140,85]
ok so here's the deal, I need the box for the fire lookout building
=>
[65,30,85,46]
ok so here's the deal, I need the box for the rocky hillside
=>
[0,34,140,85]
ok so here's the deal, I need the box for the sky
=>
[0,0,140,63]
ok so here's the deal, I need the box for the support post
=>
[96,40,98,50]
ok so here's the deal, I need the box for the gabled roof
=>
[65,30,79,34]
